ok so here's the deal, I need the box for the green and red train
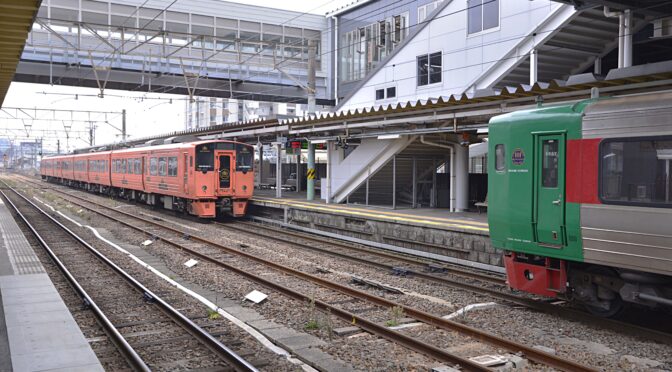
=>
[488,90,672,316]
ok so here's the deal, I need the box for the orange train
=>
[40,140,254,218]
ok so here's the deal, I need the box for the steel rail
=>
[0,188,150,372]
[22,177,672,346]
[21,179,598,372]
[0,182,258,372]
[233,220,505,284]
[219,221,672,346]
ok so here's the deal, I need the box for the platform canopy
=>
[556,0,672,16]
[0,0,42,106]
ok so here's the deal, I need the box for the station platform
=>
[249,190,502,271]
[0,199,103,371]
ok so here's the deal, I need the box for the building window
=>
[386,87,396,98]
[417,51,442,86]
[376,89,385,100]
[600,137,672,207]
[418,0,444,23]
[495,144,505,171]
[468,0,499,34]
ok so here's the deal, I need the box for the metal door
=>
[535,135,565,246]
[183,153,188,193]
[218,154,231,189]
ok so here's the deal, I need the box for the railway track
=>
[21,176,672,346]
[0,182,258,372]
[218,220,672,345]
[13,177,602,372]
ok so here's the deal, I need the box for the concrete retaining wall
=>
[248,203,502,268]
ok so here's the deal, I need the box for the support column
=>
[623,9,633,68]
[392,155,396,210]
[258,144,263,188]
[275,143,282,199]
[529,48,538,86]
[455,144,470,212]
[296,150,302,193]
[412,157,417,208]
[326,141,332,204]
[307,143,315,200]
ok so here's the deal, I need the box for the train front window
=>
[601,138,672,207]
[236,144,252,173]
[196,144,214,172]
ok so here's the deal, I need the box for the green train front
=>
[488,91,672,316]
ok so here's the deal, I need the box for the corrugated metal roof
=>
[78,60,672,152]
[325,0,375,16]
[0,0,41,107]
[283,60,672,128]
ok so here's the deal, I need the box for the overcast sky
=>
[2,0,355,154]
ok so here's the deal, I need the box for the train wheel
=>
[583,266,624,318]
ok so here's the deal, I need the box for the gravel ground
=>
[9,184,300,372]
[18,178,672,371]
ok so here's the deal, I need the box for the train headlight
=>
[202,185,207,192]
[242,185,247,191]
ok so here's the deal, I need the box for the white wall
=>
[338,0,564,111]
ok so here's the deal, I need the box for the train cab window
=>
[196,144,214,172]
[542,140,558,188]
[158,157,167,176]
[236,144,253,173]
[600,137,672,207]
[495,144,505,171]
[150,158,158,176]
[168,157,178,176]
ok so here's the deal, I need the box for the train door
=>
[535,134,566,247]
[183,152,188,194]
[217,152,232,191]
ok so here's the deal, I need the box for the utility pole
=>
[57,139,60,154]
[89,122,95,146]
[121,109,127,142]
[307,39,317,115]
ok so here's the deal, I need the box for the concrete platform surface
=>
[252,190,489,235]
[0,199,103,372]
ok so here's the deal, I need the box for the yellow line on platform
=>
[252,197,490,232]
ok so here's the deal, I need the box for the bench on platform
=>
[475,194,488,214]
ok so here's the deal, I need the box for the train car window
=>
[600,138,672,207]
[196,144,214,172]
[541,140,558,188]
[495,144,505,171]
[236,144,253,173]
[168,157,178,176]
[150,158,158,176]
[133,158,140,174]
[158,157,167,176]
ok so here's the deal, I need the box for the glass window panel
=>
[158,157,167,176]
[542,140,559,188]
[483,0,499,30]
[429,52,442,84]
[168,157,178,176]
[150,157,158,176]
[467,0,483,34]
[495,144,505,171]
[601,139,672,206]
[417,54,429,86]
[376,89,385,100]
[387,87,396,98]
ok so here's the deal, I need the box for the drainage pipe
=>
[604,6,624,68]
[420,136,455,212]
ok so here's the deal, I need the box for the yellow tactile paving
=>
[252,197,490,233]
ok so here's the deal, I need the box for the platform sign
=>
[285,140,326,150]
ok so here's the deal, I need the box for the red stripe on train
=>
[566,138,601,204]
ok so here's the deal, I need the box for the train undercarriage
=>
[505,252,672,317]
